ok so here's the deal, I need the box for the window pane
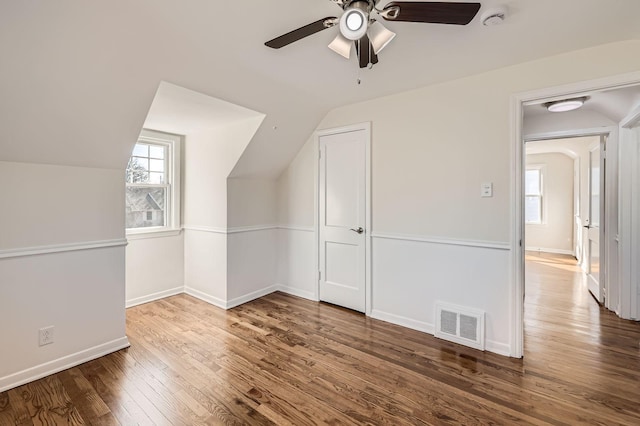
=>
[126,187,166,228]
[149,145,165,159]
[525,196,541,224]
[149,159,165,173]
[525,170,540,195]
[126,157,149,183]
[132,143,148,157]
[133,157,149,170]
[149,172,164,184]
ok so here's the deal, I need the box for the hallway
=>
[524,251,640,421]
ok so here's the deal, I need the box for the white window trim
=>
[126,129,182,238]
[525,164,546,225]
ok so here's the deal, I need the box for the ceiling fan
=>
[265,1,481,68]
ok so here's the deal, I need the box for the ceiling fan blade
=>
[265,17,338,49]
[355,34,378,69]
[381,2,481,25]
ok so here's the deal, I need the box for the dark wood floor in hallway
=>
[1,252,639,425]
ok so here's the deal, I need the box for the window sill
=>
[126,228,182,240]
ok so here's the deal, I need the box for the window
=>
[525,167,543,224]
[126,130,181,234]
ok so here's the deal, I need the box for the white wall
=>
[0,162,129,391]
[0,162,125,249]
[226,178,278,304]
[182,119,263,305]
[227,178,277,228]
[524,109,616,137]
[277,41,640,356]
[276,140,317,299]
[125,234,184,307]
[227,229,277,305]
[184,230,227,305]
[525,153,574,254]
[182,117,267,230]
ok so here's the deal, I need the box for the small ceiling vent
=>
[435,302,485,351]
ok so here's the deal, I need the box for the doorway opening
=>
[524,135,607,305]
[511,74,640,358]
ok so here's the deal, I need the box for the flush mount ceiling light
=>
[265,1,481,69]
[544,96,589,113]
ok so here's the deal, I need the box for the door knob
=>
[350,227,364,234]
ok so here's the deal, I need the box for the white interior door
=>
[587,140,605,303]
[318,129,366,312]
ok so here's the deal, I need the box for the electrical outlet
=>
[39,326,54,346]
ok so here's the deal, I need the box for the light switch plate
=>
[481,183,493,197]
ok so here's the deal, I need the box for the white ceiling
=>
[143,82,265,136]
[1,1,639,176]
[524,85,640,123]
[257,0,640,104]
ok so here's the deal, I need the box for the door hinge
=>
[318,270,321,280]
[519,239,522,247]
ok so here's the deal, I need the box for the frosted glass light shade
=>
[544,97,588,113]
[328,33,352,59]
[368,21,396,54]
[339,8,368,41]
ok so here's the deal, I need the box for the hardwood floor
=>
[2,253,640,425]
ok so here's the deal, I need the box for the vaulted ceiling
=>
[1,1,639,177]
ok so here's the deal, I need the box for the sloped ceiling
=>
[1,1,639,177]
[143,82,265,136]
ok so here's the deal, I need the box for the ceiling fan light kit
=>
[340,1,370,40]
[265,1,481,69]
[328,33,353,59]
[368,21,396,55]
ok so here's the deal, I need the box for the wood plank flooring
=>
[2,252,640,424]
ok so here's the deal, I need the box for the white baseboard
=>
[184,287,227,309]
[370,309,435,334]
[370,309,511,357]
[185,285,282,310]
[525,247,574,256]
[0,337,130,393]
[275,284,318,301]
[485,340,512,357]
[227,285,279,309]
[126,286,185,308]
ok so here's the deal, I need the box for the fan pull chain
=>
[356,39,362,84]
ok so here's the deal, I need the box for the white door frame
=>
[510,71,640,358]
[619,105,640,320]
[314,122,372,314]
